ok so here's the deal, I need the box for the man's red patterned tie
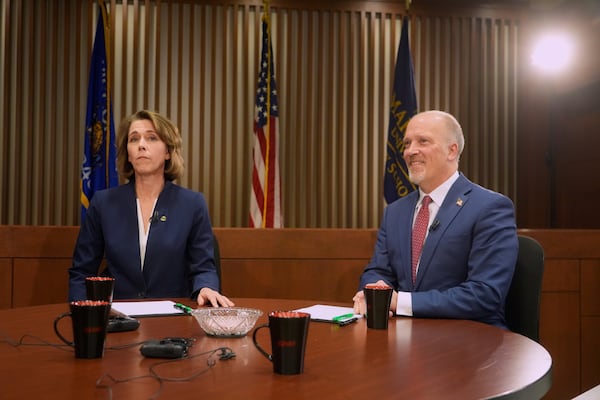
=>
[411,196,432,285]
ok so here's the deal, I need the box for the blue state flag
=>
[383,16,418,204]
[80,2,117,223]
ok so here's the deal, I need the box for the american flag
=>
[249,12,283,228]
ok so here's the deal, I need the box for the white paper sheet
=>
[293,304,362,323]
[111,300,186,317]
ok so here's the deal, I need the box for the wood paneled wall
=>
[1,0,522,227]
[1,225,599,399]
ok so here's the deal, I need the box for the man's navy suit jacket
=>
[69,181,219,302]
[360,174,518,328]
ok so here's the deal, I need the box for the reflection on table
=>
[0,298,552,399]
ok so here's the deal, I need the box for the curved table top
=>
[0,298,552,399]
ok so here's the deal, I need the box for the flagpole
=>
[261,0,271,228]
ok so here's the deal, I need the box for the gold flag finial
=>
[405,0,412,12]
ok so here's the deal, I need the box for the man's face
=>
[402,114,458,193]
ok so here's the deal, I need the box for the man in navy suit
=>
[353,110,517,328]
[69,110,234,308]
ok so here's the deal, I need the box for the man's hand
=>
[353,280,397,316]
[352,290,366,315]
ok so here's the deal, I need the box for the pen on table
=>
[337,317,358,326]
[174,303,193,315]
[332,313,355,322]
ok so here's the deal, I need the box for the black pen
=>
[337,317,358,326]
[174,303,193,315]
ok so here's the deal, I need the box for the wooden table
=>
[0,298,552,399]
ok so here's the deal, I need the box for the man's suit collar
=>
[441,173,472,209]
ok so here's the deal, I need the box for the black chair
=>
[504,235,545,342]
[213,234,222,293]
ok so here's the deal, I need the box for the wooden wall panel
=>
[581,317,600,393]
[216,227,376,302]
[581,260,600,316]
[542,259,580,292]
[0,226,9,257]
[519,229,600,258]
[0,259,12,309]
[221,259,367,303]
[9,226,79,258]
[581,260,600,394]
[540,292,581,399]
[12,259,71,307]
[215,227,378,259]
[0,224,11,309]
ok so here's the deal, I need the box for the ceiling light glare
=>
[531,33,574,73]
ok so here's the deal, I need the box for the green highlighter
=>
[332,313,358,326]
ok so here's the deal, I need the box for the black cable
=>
[95,373,162,400]
[149,346,235,382]
[95,346,236,399]
[1,333,72,352]
[1,331,236,399]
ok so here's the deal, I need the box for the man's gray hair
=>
[420,110,465,156]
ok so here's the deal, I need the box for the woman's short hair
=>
[116,110,185,182]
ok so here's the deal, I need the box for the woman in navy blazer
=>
[69,110,234,307]
[353,110,517,328]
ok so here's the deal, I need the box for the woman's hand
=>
[197,287,235,307]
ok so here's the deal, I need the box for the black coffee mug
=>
[85,276,115,303]
[54,300,111,359]
[252,311,310,375]
[364,284,393,329]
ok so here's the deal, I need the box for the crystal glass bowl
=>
[192,307,263,338]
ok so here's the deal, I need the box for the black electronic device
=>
[107,315,140,333]
[140,338,192,359]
